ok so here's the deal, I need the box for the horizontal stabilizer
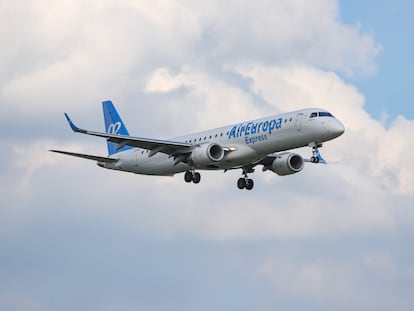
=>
[49,150,118,163]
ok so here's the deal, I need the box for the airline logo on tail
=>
[107,122,122,135]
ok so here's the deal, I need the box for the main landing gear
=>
[184,170,201,184]
[237,167,254,190]
[184,168,255,190]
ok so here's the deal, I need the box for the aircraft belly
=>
[134,153,189,175]
[214,144,260,169]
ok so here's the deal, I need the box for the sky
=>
[340,0,414,120]
[1,1,414,310]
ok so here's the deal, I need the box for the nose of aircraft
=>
[330,119,345,137]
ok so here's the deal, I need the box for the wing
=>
[64,113,192,157]
[49,150,118,162]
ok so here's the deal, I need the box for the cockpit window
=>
[319,112,333,117]
[310,112,318,118]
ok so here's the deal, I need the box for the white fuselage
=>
[101,108,344,176]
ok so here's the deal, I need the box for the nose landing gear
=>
[309,143,325,164]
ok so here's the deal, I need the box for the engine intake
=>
[191,143,225,166]
[271,153,304,176]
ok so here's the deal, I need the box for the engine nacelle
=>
[271,153,304,176]
[191,143,225,166]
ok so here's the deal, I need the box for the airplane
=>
[50,100,345,190]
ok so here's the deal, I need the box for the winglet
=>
[64,113,81,132]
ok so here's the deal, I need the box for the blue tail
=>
[102,100,133,155]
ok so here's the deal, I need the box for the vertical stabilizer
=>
[102,100,133,155]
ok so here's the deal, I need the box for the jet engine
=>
[271,153,304,176]
[191,143,225,166]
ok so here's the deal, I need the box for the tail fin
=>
[102,100,133,155]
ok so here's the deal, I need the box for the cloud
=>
[1,0,380,118]
[185,0,380,74]
[0,0,201,117]
[256,248,414,310]
[144,66,264,132]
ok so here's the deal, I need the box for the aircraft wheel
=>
[184,171,193,183]
[237,178,246,189]
[245,179,254,190]
[193,172,201,184]
[311,156,320,164]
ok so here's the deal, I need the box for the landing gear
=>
[309,143,324,164]
[310,156,320,163]
[184,170,201,184]
[237,177,254,190]
[193,172,201,184]
[237,178,245,189]
[237,167,254,190]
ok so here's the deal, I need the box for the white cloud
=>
[0,0,202,116]
[13,140,105,184]
[185,0,380,74]
[144,66,263,132]
[145,68,187,93]
[0,0,379,118]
